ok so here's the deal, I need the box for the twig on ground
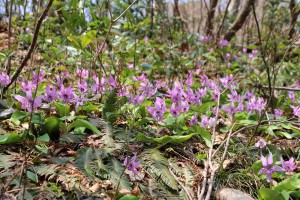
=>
[169,166,193,200]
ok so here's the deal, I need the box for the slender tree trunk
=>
[3,0,54,93]
[6,0,13,75]
[216,0,232,40]
[23,0,28,20]
[205,0,219,36]
[150,0,154,38]
[223,0,255,41]
[288,0,300,39]
[228,0,240,18]
[5,0,9,16]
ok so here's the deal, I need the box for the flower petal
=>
[273,165,285,172]
[261,154,267,167]
[267,152,273,165]
[259,168,267,175]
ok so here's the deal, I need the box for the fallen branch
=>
[252,84,300,92]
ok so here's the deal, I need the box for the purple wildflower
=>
[32,70,45,84]
[21,80,36,92]
[185,71,193,86]
[147,97,166,121]
[291,105,300,117]
[226,53,231,59]
[0,72,10,87]
[170,103,182,117]
[228,90,243,103]
[14,91,43,112]
[201,116,209,128]
[189,115,198,126]
[76,68,89,79]
[44,85,57,103]
[144,36,149,42]
[181,101,189,113]
[274,109,283,119]
[280,157,297,172]
[288,91,296,102]
[220,75,233,88]
[259,152,285,182]
[255,138,266,149]
[129,92,145,105]
[73,94,89,111]
[218,39,229,47]
[91,75,105,94]
[59,85,74,103]
[123,153,141,174]
[77,81,88,93]
[108,75,118,89]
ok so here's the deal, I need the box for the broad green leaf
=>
[0,132,22,144]
[81,30,96,48]
[68,119,101,135]
[44,117,60,134]
[275,131,293,139]
[196,102,216,114]
[239,120,257,125]
[135,133,196,144]
[27,170,38,183]
[67,35,81,49]
[258,188,286,200]
[198,128,212,148]
[10,110,30,125]
[37,134,50,142]
[119,195,139,200]
[54,102,70,117]
[273,174,300,192]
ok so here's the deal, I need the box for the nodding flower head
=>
[123,153,141,174]
[59,85,74,103]
[259,152,285,182]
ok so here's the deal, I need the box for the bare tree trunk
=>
[150,0,154,38]
[228,0,240,18]
[216,0,232,40]
[205,0,219,36]
[5,0,9,16]
[223,0,255,41]
[6,0,13,75]
[288,0,300,39]
[23,0,28,20]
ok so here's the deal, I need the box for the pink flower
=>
[218,39,229,47]
[44,85,57,103]
[123,153,140,174]
[0,72,10,87]
[59,85,74,103]
[15,91,43,112]
[259,152,285,182]
[189,115,198,126]
[76,68,89,79]
[226,53,231,59]
[147,97,166,121]
[280,157,297,172]
[274,109,283,119]
[255,138,266,149]
[291,105,300,117]
[170,103,182,117]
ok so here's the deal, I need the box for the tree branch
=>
[3,0,54,93]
